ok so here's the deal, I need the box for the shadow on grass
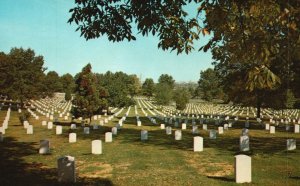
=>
[0,137,114,186]
[289,176,300,180]
[207,176,235,182]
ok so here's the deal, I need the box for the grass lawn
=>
[0,107,299,186]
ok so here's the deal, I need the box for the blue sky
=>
[0,0,213,83]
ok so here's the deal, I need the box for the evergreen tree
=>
[72,63,107,123]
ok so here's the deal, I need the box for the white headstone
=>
[224,124,229,130]
[83,127,90,134]
[287,139,296,151]
[91,140,102,154]
[57,156,76,183]
[265,123,270,130]
[182,123,186,130]
[235,155,251,183]
[64,116,68,121]
[218,126,224,134]
[294,124,299,133]
[39,140,50,154]
[270,126,275,134]
[175,130,182,140]
[194,136,203,152]
[50,115,54,120]
[47,122,53,129]
[69,133,76,143]
[137,120,142,127]
[141,130,148,140]
[192,126,199,134]
[42,121,47,126]
[209,130,217,139]
[112,127,118,135]
[70,124,76,129]
[203,124,207,130]
[240,135,250,151]
[56,125,63,135]
[166,126,172,135]
[27,125,33,134]
[23,121,29,129]
[105,132,112,142]
[160,124,165,129]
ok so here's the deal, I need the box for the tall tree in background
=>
[44,71,63,95]
[158,74,175,89]
[128,74,141,98]
[60,73,75,101]
[155,83,173,105]
[197,68,223,101]
[173,87,190,110]
[96,71,135,107]
[72,63,107,123]
[0,48,46,107]
[155,74,175,105]
[142,78,155,99]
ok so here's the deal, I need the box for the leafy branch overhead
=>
[68,0,299,58]
[68,0,203,54]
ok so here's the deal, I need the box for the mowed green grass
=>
[0,108,300,186]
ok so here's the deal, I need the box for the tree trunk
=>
[256,91,261,119]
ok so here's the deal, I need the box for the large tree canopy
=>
[0,48,46,106]
[68,1,300,112]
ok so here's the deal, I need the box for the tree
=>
[96,71,135,107]
[128,74,141,98]
[65,89,72,101]
[44,71,63,95]
[61,73,75,94]
[173,87,190,110]
[158,74,175,89]
[155,83,173,105]
[0,48,46,107]
[245,65,281,117]
[142,78,155,98]
[72,64,107,123]
[197,68,223,101]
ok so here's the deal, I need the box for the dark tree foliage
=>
[155,83,173,105]
[61,73,75,94]
[96,71,136,107]
[158,74,175,89]
[72,64,108,122]
[173,87,190,110]
[44,71,63,95]
[0,48,46,107]
[68,0,200,54]
[197,68,223,102]
[142,78,155,98]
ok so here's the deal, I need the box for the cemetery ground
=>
[0,107,300,186]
